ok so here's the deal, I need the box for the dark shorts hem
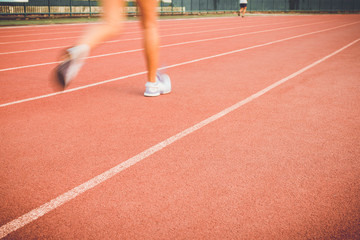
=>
[240,3,247,8]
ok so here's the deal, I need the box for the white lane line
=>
[0,22,101,30]
[0,20,300,55]
[0,71,146,108]
[0,29,89,38]
[0,22,359,108]
[0,37,358,239]
[0,61,61,72]
[0,20,347,72]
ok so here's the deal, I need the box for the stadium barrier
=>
[0,0,359,18]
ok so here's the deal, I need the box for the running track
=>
[1,14,360,239]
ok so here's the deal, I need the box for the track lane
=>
[2,36,360,239]
[0,19,335,70]
[0,17,312,56]
[0,15,299,35]
[0,20,307,55]
[0,19,359,105]
[0,17,258,43]
[1,15,360,239]
[0,15,335,53]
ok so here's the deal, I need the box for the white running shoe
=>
[55,44,90,89]
[144,72,171,97]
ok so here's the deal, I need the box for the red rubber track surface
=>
[1,15,360,239]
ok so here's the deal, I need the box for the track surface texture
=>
[1,14,360,239]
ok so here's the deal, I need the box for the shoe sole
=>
[144,93,160,97]
[55,60,71,88]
